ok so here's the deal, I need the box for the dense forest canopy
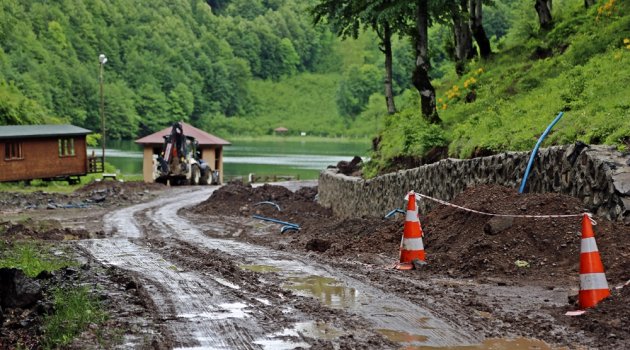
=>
[0,0,341,138]
[1,0,629,173]
[1,0,518,139]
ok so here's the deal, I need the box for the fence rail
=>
[87,156,104,173]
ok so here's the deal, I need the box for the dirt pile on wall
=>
[421,185,630,284]
[198,183,630,284]
[194,182,630,348]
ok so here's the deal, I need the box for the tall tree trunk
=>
[534,0,553,30]
[381,22,397,115]
[584,0,595,9]
[452,1,475,76]
[469,0,492,59]
[413,0,440,124]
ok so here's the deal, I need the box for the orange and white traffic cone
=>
[578,214,610,309]
[395,191,425,270]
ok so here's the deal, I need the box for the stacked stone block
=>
[319,145,630,222]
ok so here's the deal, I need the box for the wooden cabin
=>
[135,123,230,184]
[0,124,96,183]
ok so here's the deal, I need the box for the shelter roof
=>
[0,124,92,140]
[135,122,230,146]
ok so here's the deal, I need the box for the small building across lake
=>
[135,123,230,184]
[0,124,96,183]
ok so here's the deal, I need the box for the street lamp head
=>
[99,54,107,65]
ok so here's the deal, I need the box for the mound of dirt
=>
[193,183,331,221]
[197,183,630,284]
[0,219,98,240]
[191,182,630,348]
[0,181,165,211]
[422,185,630,285]
[557,285,630,347]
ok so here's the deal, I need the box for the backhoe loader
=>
[154,122,216,185]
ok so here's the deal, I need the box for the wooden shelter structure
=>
[274,127,289,135]
[0,124,97,183]
[135,123,230,184]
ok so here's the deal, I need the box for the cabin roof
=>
[0,124,92,140]
[135,122,230,146]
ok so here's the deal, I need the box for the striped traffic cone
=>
[395,191,425,270]
[578,214,610,309]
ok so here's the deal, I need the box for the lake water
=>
[93,139,370,180]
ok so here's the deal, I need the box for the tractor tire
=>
[199,169,210,185]
[191,165,200,185]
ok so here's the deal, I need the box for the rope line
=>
[409,192,595,224]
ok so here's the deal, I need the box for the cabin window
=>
[4,142,23,160]
[58,138,75,157]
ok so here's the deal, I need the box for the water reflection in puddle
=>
[254,320,345,349]
[177,302,249,320]
[284,275,359,309]
[396,337,570,350]
[211,276,240,289]
[377,329,429,343]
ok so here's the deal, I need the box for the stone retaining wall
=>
[318,145,630,222]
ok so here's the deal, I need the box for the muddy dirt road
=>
[6,180,626,349]
[79,186,484,349]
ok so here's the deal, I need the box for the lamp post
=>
[98,54,107,169]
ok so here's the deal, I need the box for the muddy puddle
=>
[253,321,343,349]
[284,275,360,309]
[401,337,572,350]
[138,188,478,347]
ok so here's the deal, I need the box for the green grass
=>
[0,241,109,348]
[43,286,108,349]
[0,241,78,277]
[0,162,143,193]
[369,0,630,172]
[248,73,347,136]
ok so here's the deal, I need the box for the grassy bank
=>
[0,162,143,193]
[0,241,107,348]
[368,0,630,174]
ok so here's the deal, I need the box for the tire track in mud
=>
[81,186,480,349]
[146,187,481,348]
[79,188,299,349]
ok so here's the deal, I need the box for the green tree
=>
[534,0,553,30]
[0,81,49,125]
[469,0,492,59]
[135,83,170,133]
[168,83,194,122]
[312,0,399,114]
[336,64,381,118]
[278,38,300,76]
[105,81,139,139]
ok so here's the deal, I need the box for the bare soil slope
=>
[193,182,630,348]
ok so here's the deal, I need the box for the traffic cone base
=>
[395,262,414,270]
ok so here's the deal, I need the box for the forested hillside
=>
[355,0,630,175]
[1,0,629,170]
[0,0,343,138]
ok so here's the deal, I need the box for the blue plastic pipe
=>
[281,225,299,233]
[384,208,405,219]
[518,111,564,193]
